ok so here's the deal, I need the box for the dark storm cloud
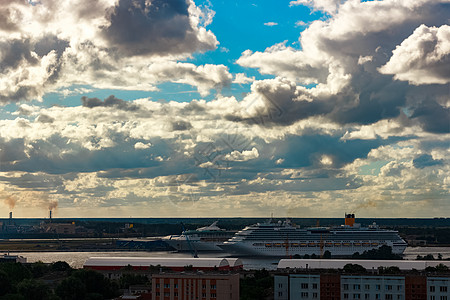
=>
[0,85,39,102]
[232,3,450,134]
[0,173,64,191]
[81,95,139,111]
[0,138,28,164]
[0,139,151,174]
[225,79,332,127]
[34,35,69,58]
[180,101,206,114]
[0,35,69,102]
[171,120,192,131]
[413,154,444,169]
[36,114,55,123]
[329,74,408,125]
[102,0,215,56]
[0,7,20,32]
[271,134,395,169]
[410,100,450,134]
[0,38,37,72]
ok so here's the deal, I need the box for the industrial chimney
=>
[49,210,52,221]
[9,212,12,219]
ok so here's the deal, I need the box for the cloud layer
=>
[0,0,222,102]
[0,0,448,218]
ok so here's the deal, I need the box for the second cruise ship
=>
[219,214,407,257]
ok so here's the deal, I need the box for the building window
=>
[376,294,381,300]
[344,294,349,299]
[385,295,393,300]
[313,292,318,298]
[430,296,435,300]
[386,285,392,291]
[396,296,402,300]
[365,294,370,299]
[174,292,178,296]
[202,293,207,297]
[353,294,361,299]
[397,285,402,291]
[164,284,170,288]
[313,283,318,289]
[202,284,206,289]
[156,283,160,288]
[354,284,361,290]
[440,297,447,300]
[301,283,309,289]
[365,285,370,290]
[376,285,381,291]
[211,293,216,298]
[301,292,309,298]
[156,292,160,296]
[211,285,216,290]
[278,292,283,297]
[174,284,178,288]
[440,286,448,292]
[344,284,349,290]
[430,286,436,292]
[279,283,283,288]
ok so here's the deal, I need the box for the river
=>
[5,247,450,270]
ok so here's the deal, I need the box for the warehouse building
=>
[83,257,243,280]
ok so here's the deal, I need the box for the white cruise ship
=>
[218,214,407,257]
[163,221,236,252]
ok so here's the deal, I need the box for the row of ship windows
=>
[253,242,387,247]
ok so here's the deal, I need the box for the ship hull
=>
[219,241,407,257]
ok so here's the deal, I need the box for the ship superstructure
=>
[163,221,236,252]
[218,214,407,257]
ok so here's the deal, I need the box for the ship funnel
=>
[345,213,355,227]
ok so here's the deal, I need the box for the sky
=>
[0,0,449,218]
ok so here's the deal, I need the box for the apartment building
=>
[274,273,450,300]
[151,273,239,300]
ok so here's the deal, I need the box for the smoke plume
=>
[4,195,16,210]
[48,200,58,211]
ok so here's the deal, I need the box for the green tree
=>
[0,263,31,284]
[0,270,12,296]
[119,274,149,289]
[51,261,72,272]
[379,266,401,274]
[16,279,50,300]
[56,277,86,300]
[323,250,332,259]
[343,264,366,273]
[240,269,273,300]
[0,294,25,300]
[27,262,50,278]
[71,269,118,299]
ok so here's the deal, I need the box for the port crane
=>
[181,222,198,258]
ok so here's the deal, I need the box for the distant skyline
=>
[0,0,449,218]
